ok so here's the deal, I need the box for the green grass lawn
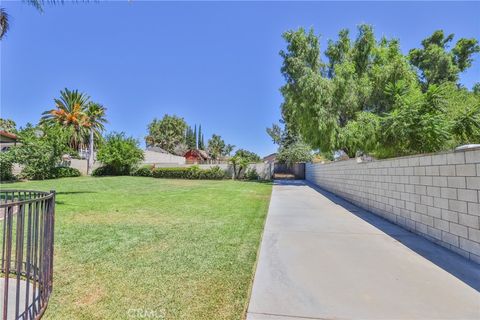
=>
[2,176,272,319]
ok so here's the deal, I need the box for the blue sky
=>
[1,1,479,156]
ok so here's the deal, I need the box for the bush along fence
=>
[130,163,273,181]
[306,148,480,264]
[133,165,226,180]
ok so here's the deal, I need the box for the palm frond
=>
[0,8,9,40]
[23,0,67,13]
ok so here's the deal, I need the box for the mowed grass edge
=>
[2,176,272,319]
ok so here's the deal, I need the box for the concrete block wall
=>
[68,159,102,175]
[306,149,480,263]
[143,150,186,165]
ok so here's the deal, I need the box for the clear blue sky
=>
[1,1,479,156]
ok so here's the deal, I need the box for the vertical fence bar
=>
[2,205,6,272]
[32,199,40,315]
[3,205,13,320]
[0,190,55,320]
[15,203,25,319]
[48,191,55,294]
[25,202,33,320]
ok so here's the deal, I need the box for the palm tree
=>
[1,1,47,40]
[84,102,107,174]
[0,8,9,40]
[42,88,90,150]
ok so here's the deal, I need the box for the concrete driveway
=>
[247,180,480,320]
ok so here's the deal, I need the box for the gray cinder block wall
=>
[306,149,480,263]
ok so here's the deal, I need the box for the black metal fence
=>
[0,190,55,320]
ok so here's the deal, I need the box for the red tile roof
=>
[0,131,18,140]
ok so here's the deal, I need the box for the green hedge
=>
[132,166,153,177]
[92,165,131,176]
[132,165,227,180]
[51,167,82,178]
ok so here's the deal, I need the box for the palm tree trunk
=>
[87,127,94,175]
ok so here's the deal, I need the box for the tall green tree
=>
[41,88,91,150]
[96,132,144,175]
[186,126,196,149]
[145,114,187,154]
[409,30,480,86]
[473,83,480,95]
[233,149,260,162]
[0,8,8,40]
[193,124,198,149]
[279,27,336,152]
[1,0,60,40]
[224,144,235,156]
[0,118,17,133]
[207,134,225,160]
[279,25,480,159]
[277,141,313,167]
[84,102,107,175]
[198,125,205,149]
[12,123,71,180]
[207,134,234,160]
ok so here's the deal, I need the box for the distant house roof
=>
[184,149,211,160]
[146,146,169,154]
[0,131,18,143]
[262,153,277,163]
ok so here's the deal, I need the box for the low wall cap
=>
[455,144,480,151]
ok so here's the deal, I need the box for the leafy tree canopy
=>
[0,118,17,133]
[233,149,261,162]
[278,25,480,159]
[146,114,187,154]
[207,134,235,160]
[409,30,480,86]
[185,126,196,149]
[97,132,144,175]
[277,141,313,166]
[12,123,72,180]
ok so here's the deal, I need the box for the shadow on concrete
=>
[274,179,480,292]
[273,180,306,186]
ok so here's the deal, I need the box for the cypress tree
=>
[194,124,197,149]
[186,126,196,149]
[198,125,205,149]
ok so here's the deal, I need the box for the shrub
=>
[152,167,190,179]
[187,165,201,179]
[13,125,71,180]
[96,132,144,175]
[244,167,259,181]
[199,166,226,180]
[0,151,15,181]
[151,166,226,180]
[132,166,153,177]
[51,167,81,178]
[92,165,121,176]
[230,156,249,179]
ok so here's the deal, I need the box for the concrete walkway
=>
[247,180,480,320]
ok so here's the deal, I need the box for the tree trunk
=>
[87,128,94,175]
